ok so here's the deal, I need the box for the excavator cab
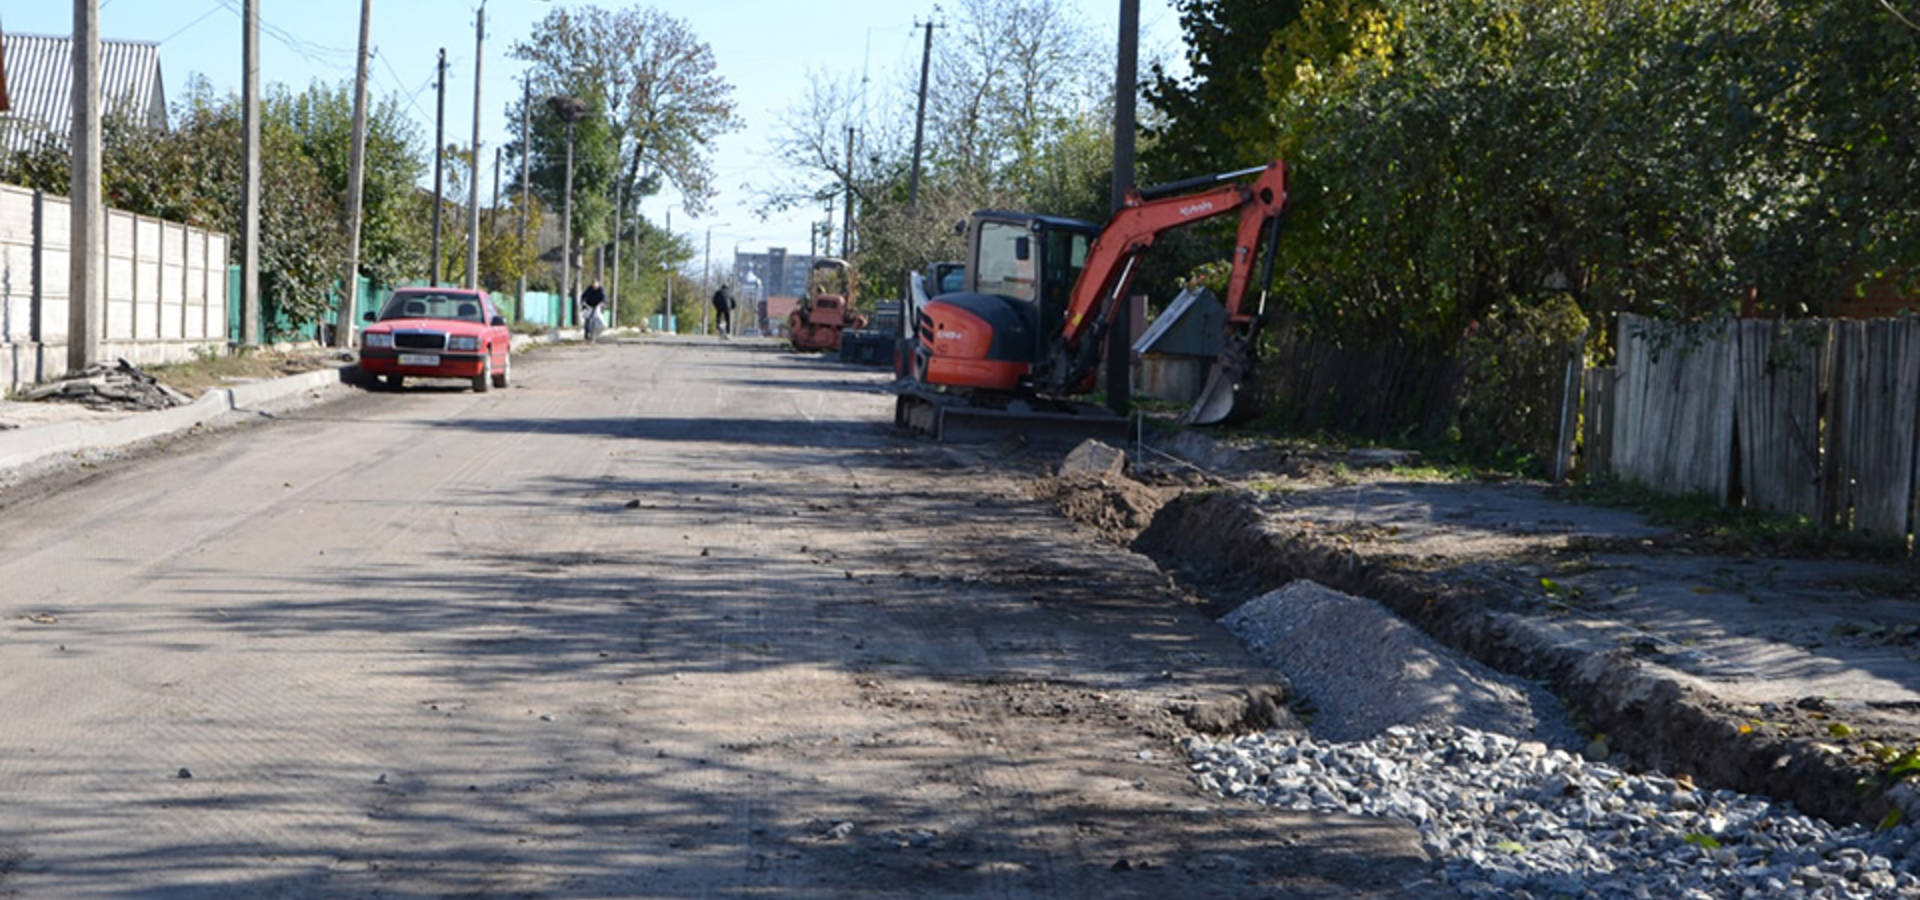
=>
[912,213,1098,393]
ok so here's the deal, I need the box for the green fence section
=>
[226,267,373,345]
[222,274,567,342]
[515,291,566,327]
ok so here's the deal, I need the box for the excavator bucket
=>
[1183,332,1258,426]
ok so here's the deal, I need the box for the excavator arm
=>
[1040,161,1288,399]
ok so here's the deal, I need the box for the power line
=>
[374,47,433,125]
[159,3,226,45]
[213,0,355,67]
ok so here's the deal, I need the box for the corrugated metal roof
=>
[0,32,166,154]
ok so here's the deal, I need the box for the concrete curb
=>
[0,365,356,476]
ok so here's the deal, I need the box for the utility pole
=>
[560,120,574,319]
[907,17,937,212]
[464,1,485,289]
[69,0,102,370]
[335,0,372,347]
[241,0,261,347]
[515,74,529,321]
[702,226,711,335]
[842,125,854,259]
[1106,0,1139,416]
[430,48,445,285]
[611,176,623,328]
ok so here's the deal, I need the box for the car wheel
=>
[473,355,492,393]
[491,352,510,388]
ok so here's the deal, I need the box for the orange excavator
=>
[896,161,1289,438]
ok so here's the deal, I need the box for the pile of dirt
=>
[1033,474,1172,545]
[21,360,192,410]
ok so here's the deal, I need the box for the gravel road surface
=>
[0,337,1426,897]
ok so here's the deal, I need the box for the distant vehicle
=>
[358,287,512,392]
[788,258,868,353]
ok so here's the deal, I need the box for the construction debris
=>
[1059,439,1128,479]
[22,359,193,411]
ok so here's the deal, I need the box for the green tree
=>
[1142,0,1304,178]
[509,3,740,246]
[270,82,428,290]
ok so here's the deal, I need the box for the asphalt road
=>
[0,337,1425,898]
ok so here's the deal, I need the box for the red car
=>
[358,288,512,392]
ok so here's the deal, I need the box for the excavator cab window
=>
[975,221,1038,302]
[1036,225,1092,343]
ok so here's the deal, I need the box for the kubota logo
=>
[1180,201,1216,217]
[939,330,965,341]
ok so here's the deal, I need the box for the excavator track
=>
[895,388,1133,445]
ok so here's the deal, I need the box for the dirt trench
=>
[1040,475,1902,827]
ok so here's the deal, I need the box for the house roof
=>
[0,32,166,154]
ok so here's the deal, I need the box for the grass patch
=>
[1556,476,1909,561]
[144,348,342,398]
[509,320,549,336]
[1387,462,1481,482]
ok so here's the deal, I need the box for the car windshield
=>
[379,292,486,322]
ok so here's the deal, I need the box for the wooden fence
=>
[0,182,230,392]
[1589,314,1920,543]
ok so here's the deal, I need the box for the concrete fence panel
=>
[0,183,230,391]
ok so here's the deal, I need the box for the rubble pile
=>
[22,360,193,411]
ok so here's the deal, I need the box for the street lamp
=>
[546,94,589,325]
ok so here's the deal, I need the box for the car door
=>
[483,294,509,365]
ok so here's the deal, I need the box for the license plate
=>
[398,353,440,367]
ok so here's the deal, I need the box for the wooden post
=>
[1552,331,1587,482]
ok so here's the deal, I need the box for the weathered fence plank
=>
[1734,320,1827,520]
[1581,367,1615,477]
[1827,320,1920,537]
[1613,315,1736,502]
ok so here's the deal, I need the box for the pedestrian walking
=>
[581,281,607,341]
[711,283,735,338]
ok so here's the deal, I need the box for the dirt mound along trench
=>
[1130,488,1907,827]
[1033,473,1173,546]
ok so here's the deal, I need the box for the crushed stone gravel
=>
[1186,725,1920,899]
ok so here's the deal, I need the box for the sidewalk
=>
[1140,432,1920,826]
[0,364,356,485]
[0,331,573,486]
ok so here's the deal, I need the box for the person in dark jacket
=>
[711,284,735,338]
[580,281,607,339]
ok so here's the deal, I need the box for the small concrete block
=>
[1060,439,1126,479]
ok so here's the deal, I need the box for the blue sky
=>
[4,0,1186,260]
